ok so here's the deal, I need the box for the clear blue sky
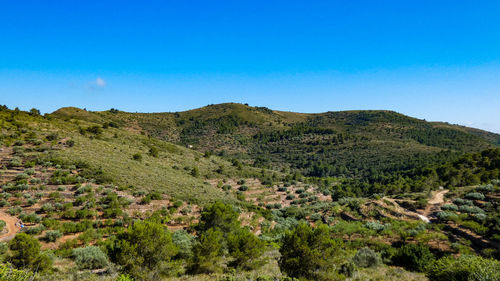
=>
[1,1,499,133]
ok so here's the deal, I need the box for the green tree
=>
[8,233,52,271]
[227,228,266,270]
[109,219,178,280]
[190,228,225,274]
[279,223,341,280]
[197,201,240,234]
[393,243,435,272]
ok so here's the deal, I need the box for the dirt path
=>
[0,211,20,242]
[422,189,449,217]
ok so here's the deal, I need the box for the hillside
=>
[1,105,499,281]
[52,103,499,180]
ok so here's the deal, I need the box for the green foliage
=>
[72,246,109,270]
[353,247,381,268]
[465,192,485,200]
[0,263,34,281]
[43,230,63,242]
[393,243,434,272]
[279,222,341,280]
[8,233,52,271]
[190,228,225,274]
[227,228,267,270]
[197,201,240,233]
[427,255,500,281]
[172,230,195,259]
[108,219,178,280]
[0,220,5,232]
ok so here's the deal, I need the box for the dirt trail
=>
[0,211,21,242]
[422,189,449,217]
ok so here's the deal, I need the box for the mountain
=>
[52,103,499,180]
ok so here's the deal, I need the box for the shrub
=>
[465,192,485,200]
[172,230,195,259]
[393,243,434,272]
[72,246,109,270]
[222,184,232,191]
[43,230,63,242]
[440,204,458,211]
[353,247,381,268]
[237,179,246,185]
[436,211,458,221]
[24,225,46,235]
[238,185,249,191]
[190,228,225,274]
[19,213,41,224]
[458,205,483,214]
[365,221,387,232]
[8,233,52,271]
[476,184,493,193]
[9,157,23,167]
[0,220,5,232]
[41,203,54,213]
[227,228,266,270]
[277,186,287,192]
[132,153,142,161]
[0,263,34,280]
[197,201,240,233]
[427,255,500,281]
[453,198,473,206]
[279,223,341,280]
[107,219,178,280]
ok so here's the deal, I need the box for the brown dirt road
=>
[422,189,449,217]
[0,211,21,242]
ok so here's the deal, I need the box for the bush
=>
[107,219,178,280]
[465,192,485,200]
[353,247,381,268]
[132,153,142,161]
[222,184,232,191]
[436,211,459,221]
[458,205,483,214]
[227,228,266,270]
[172,230,195,259]
[279,223,341,280]
[72,246,109,270]
[475,184,493,193]
[0,220,5,231]
[238,185,249,191]
[0,263,34,280]
[441,204,458,211]
[43,230,63,242]
[453,198,473,206]
[41,203,54,213]
[190,228,225,274]
[393,243,434,272]
[8,233,52,271]
[427,255,500,281]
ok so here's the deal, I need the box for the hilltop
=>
[52,103,499,180]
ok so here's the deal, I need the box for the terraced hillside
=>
[52,103,500,180]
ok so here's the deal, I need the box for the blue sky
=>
[1,1,499,133]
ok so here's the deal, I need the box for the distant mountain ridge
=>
[52,103,500,179]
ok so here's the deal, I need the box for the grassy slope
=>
[1,109,262,204]
[51,103,499,178]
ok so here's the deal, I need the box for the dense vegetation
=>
[0,104,498,281]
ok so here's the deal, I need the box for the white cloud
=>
[86,77,106,90]
[95,77,106,87]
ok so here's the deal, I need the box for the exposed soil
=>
[0,211,21,242]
